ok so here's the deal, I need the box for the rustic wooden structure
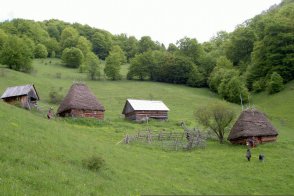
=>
[1,84,40,110]
[57,83,105,119]
[122,99,169,121]
[227,109,278,145]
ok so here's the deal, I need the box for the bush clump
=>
[49,87,63,104]
[83,155,105,171]
[267,72,284,94]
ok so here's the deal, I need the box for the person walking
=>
[246,149,251,161]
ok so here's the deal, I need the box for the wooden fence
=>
[121,128,207,151]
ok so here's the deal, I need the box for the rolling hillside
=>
[0,59,293,195]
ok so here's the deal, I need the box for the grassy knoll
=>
[0,59,293,195]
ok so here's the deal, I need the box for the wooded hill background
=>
[0,0,293,103]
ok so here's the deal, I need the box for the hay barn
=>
[1,84,39,110]
[227,109,278,145]
[122,99,169,121]
[57,83,105,119]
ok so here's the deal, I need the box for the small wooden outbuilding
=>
[227,109,278,145]
[122,99,169,121]
[57,83,105,119]
[1,84,40,110]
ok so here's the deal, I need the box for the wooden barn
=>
[57,83,105,119]
[227,109,278,145]
[122,99,169,121]
[0,84,40,110]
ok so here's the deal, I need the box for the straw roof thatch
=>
[57,83,104,114]
[228,109,278,140]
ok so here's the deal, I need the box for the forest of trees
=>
[0,0,293,103]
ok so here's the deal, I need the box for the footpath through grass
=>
[0,59,293,195]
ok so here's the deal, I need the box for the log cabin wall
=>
[3,95,30,109]
[70,109,104,120]
[230,136,277,145]
[125,110,168,120]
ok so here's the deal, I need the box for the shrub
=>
[267,72,284,94]
[252,79,265,93]
[49,87,63,104]
[83,155,105,171]
[34,44,48,58]
[61,47,84,68]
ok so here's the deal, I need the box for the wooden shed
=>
[122,99,169,121]
[1,84,40,110]
[57,83,105,119]
[227,109,278,145]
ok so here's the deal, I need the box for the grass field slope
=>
[0,59,293,195]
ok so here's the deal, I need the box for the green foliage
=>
[177,37,204,64]
[167,43,179,53]
[43,38,61,57]
[76,36,92,56]
[225,26,256,66]
[82,155,105,171]
[195,101,235,143]
[91,31,112,60]
[208,67,227,92]
[218,70,249,103]
[138,36,159,53]
[0,35,33,72]
[128,50,155,80]
[186,66,206,87]
[86,52,101,80]
[215,56,233,68]
[0,29,8,49]
[34,43,48,58]
[51,51,56,58]
[60,26,79,49]
[104,45,126,80]
[0,19,50,43]
[252,79,266,93]
[247,2,294,86]
[61,47,84,68]
[267,72,284,94]
[113,34,139,61]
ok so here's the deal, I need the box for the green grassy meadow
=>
[0,59,293,195]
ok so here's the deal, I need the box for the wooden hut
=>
[227,109,278,145]
[57,83,105,119]
[122,99,169,121]
[1,84,39,110]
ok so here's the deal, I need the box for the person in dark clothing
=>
[259,154,264,162]
[246,149,251,161]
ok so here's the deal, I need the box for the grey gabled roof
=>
[1,84,39,100]
[122,99,169,114]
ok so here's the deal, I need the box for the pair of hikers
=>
[246,149,264,162]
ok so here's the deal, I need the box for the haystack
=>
[57,83,105,119]
[228,109,278,145]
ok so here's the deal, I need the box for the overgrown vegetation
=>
[83,155,105,171]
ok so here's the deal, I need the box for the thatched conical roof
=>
[228,109,278,141]
[57,83,105,114]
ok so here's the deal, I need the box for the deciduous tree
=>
[195,101,235,143]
